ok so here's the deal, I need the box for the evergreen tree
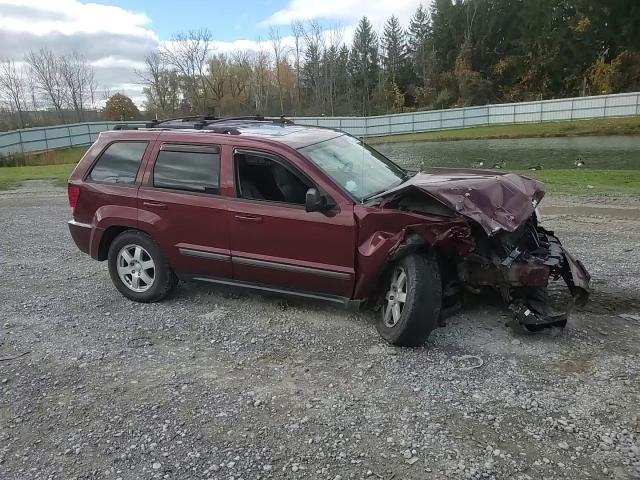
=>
[301,41,322,113]
[430,0,464,74]
[334,45,352,114]
[408,4,432,86]
[382,15,407,83]
[350,16,380,115]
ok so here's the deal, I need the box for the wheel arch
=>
[97,225,153,261]
[380,232,426,269]
[373,234,434,303]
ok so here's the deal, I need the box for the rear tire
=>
[375,252,442,347]
[107,230,177,303]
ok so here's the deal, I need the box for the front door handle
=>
[143,201,168,210]
[234,214,263,223]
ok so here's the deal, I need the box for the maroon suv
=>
[68,117,590,346]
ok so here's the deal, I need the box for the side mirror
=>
[305,187,327,212]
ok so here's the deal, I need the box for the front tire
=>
[375,252,442,347]
[107,230,177,303]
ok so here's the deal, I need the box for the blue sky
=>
[105,0,292,41]
[0,0,426,103]
[101,0,426,42]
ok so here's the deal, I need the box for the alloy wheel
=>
[116,244,156,293]
[383,266,407,327]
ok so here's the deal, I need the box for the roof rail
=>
[206,115,294,125]
[145,115,294,130]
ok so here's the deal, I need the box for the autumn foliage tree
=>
[136,1,639,118]
[103,93,140,120]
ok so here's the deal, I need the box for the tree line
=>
[1,0,639,130]
[0,50,99,129]
[141,0,640,119]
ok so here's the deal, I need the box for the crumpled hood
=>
[375,168,545,235]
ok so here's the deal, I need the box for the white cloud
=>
[160,36,300,57]
[0,0,156,39]
[90,57,147,70]
[260,0,426,30]
[0,0,159,106]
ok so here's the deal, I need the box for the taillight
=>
[68,185,80,213]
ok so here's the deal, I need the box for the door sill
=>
[179,274,362,311]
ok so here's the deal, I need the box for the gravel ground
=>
[1,181,639,480]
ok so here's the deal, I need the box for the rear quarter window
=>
[153,147,220,194]
[88,141,148,184]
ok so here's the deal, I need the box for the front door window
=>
[235,152,310,205]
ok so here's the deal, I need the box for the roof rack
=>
[207,115,294,125]
[144,115,294,131]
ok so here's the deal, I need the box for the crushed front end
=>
[457,214,590,332]
[370,169,591,333]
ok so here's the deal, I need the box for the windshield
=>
[299,135,407,201]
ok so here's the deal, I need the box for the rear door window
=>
[88,141,148,184]
[153,144,220,194]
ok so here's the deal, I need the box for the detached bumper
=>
[465,226,590,330]
[507,229,590,328]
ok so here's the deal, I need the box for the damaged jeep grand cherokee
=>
[68,117,590,346]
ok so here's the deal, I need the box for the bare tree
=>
[88,73,99,111]
[325,25,344,116]
[207,53,228,107]
[302,20,326,113]
[0,58,28,128]
[269,27,287,115]
[228,51,253,111]
[25,48,67,122]
[249,46,271,113]
[60,51,95,121]
[291,20,304,114]
[137,52,180,117]
[162,29,213,114]
[463,1,478,46]
[26,71,41,124]
[102,87,113,104]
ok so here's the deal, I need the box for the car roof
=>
[117,117,346,150]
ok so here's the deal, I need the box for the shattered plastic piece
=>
[511,302,567,330]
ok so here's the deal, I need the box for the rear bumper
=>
[68,220,93,256]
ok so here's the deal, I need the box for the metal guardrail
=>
[1,91,639,156]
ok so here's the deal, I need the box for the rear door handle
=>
[234,214,263,223]
[143,201,168,210]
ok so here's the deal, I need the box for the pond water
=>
[374,135,640,171]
